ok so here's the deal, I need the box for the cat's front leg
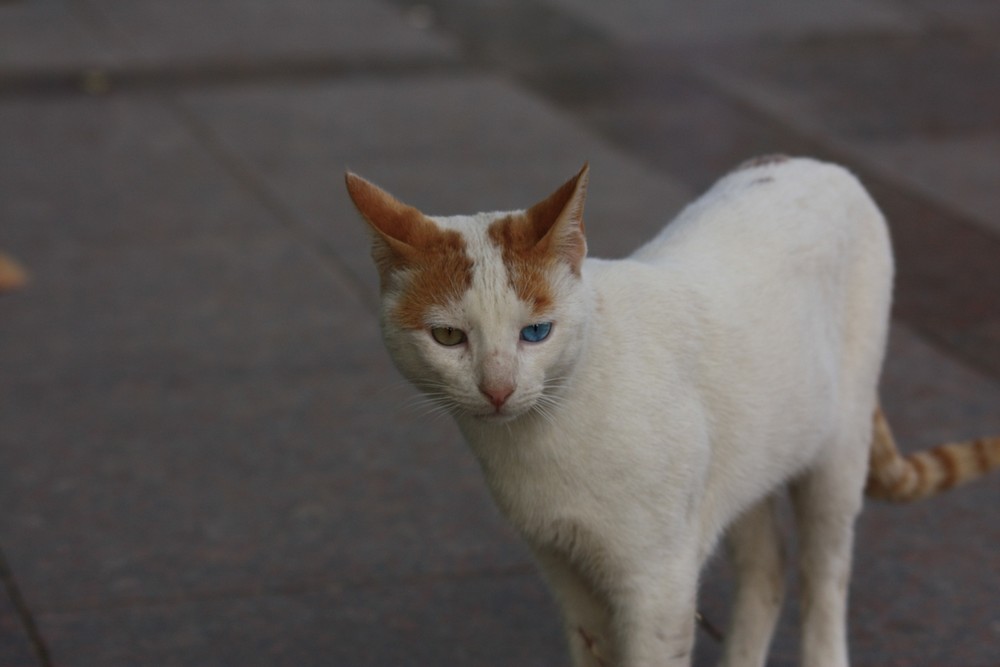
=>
[612,555,700,667]
[534,550,613,667]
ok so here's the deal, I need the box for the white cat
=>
[346,156,1000,667]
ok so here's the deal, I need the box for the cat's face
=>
[347,167,591,423]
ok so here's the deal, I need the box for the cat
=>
[346,156,1000,667]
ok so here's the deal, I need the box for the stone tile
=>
[179,74,693,298]
[0,587,39,667]
[697,30,1000,143]
[0,84,528,613]
[889,0,1000,31]
[857,323,1000,665]
[382,0,617,79]
[557,57,829,194]
[86,0,456,67]
[0,234,529,609]
[38,573,563,667]
[1,371,527,611]
[868,178,1000,381]
[542,0,915,45]
[0,0,119,76]
[881,324,1000,446]
[0,232,360,382]
[0,93,364,379]
[855,480,1000,666]
[858,134,1000,236]
[0,95,281,252]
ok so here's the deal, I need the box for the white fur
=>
[377,158,893,667]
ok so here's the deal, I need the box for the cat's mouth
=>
[472,397,544,424]
[469,388,558,424]
[474,406,520,423]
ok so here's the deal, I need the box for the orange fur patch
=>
[394,229,473,330]
[930,447,959,490]
[486,166,588,317]
[488,213,556,317]
[345,173,474,329]
[525,167,588,274]
[972,437,995,473]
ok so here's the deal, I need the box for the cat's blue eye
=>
[520,322,552,343]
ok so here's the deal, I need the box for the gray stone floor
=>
[1,1,998,665]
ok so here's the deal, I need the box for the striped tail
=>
[866,405,1000,502]
[0,253,28,293]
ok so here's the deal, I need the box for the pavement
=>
[1,1,999,665]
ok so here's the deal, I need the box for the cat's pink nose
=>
[480,384,515,408]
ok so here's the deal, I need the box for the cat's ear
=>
[345,172,433,278]
[525,163,589,273]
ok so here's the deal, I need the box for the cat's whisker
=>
[535,391,565,415]
[402,390,454,419]
[371,377,424,399]
[524,390,563,428]
[530,402,556,428]
[403,383,475,424]
[401,390,439,410]
[411,401,457,424]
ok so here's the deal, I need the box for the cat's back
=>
[621,156,892,353]
[632,156,887,275]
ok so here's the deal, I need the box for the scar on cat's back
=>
[738,154,790,171]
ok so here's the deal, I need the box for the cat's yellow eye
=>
[430,326,467,347]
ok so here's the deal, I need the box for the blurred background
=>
[1,1,998,665]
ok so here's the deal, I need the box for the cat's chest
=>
[466,424,603,527]
[475,432,588,522]
[466,416,698,546]
[486,453,615,569]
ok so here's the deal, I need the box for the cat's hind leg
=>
[720,495,786,667]
[790,440,868,667]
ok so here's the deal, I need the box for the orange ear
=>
[345,172,435,276]
[345,172,426,245]
[524,163,589,273]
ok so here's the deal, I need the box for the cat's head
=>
[346,166,592,424]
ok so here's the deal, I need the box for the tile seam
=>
[0,545,52,667]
